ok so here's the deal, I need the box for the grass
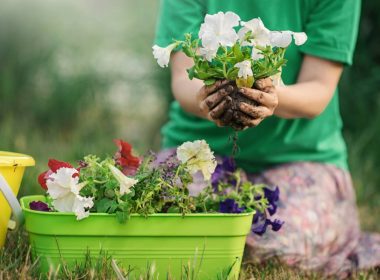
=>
[1,209,379,280]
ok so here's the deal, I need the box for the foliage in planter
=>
[31,139,283,236]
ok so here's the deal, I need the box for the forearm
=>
[171,74,205,118]
[274,55,343,119]
[274,81,335,119]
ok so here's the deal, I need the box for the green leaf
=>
[195,71,212,80]
[226,67,239,80]
[186,66,196,80]
[233,43,244,61]
[204,79,216,86]
[182,45,192,57]
[191,38,200,49]
[96,198,114,213]
[167,206,180,213]
[116,211,127,223]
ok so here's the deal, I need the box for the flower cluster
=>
[176,140,217,180]
[37,159,93,220]
[153,12,307,87]
[201,156,284,236]
[31,139,283,236]
[33,140,140,220]
[251,186,284,236]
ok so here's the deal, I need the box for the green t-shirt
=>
[155,0,361,172]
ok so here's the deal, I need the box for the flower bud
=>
[236,76,254,88]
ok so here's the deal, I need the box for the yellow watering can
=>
[0,151,34,248]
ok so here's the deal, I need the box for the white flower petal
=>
[45,167,93,220]
[292,32,308,46]
[237,27,253,46]
[176,140,217,181]
[269,31,293,48]
[241,18,265,32]
[234,60,253,78]
[52,192,77,212]
[223,11,240,28]
[199,47,217,62]
[72,195,94,220]
[198,12,240,50]
[199,30,220,50]
[240,18,271,47]
[75,210,90,220]
[218,30,239,47]
[108,164,138,195]
[251,48,264,60]
[47,167,79,199]
[152,43,176,68]
[203,12,223,32]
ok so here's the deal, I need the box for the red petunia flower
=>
[38,170,52,190]
[37,159,79,190]
[47,159,74,172]
[113,139,140,176]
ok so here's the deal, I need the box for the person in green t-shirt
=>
[155,0,380,277]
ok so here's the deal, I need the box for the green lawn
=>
[1,221,379,280]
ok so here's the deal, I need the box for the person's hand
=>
[237,77,278,127]
[198,80,235,126]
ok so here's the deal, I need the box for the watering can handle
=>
[0,173,23,230]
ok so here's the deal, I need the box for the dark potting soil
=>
[217,82,259,131]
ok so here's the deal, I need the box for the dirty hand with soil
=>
[198,77,279,130]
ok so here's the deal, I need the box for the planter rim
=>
[21,195,254,217]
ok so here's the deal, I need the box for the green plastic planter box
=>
[21,195,254,279]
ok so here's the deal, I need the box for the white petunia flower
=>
[199,47,218,62]
[292,32,308,46]
[152,43,177,68]
[234,60,253,79]
[46,167,93,220]
[251,47,264,60]
[108,164,138,195]
[72,196,94,220]
[269,31,293,48]
[51,192,77,212]
[198,11,240,50]
[269,31,308,48]
[238,18,271,47]
[47,167,82,200]
[176,140,217,181]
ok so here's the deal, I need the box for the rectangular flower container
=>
[21,195,254,279]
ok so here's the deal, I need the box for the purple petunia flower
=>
[219,198,245,213]
[211,157,237,190]
[221,157,236,172]
[29,201,51,212]
[251,211,267,235]
[264,186,280,216]
[251,211,284,236]
[270,219,284,231]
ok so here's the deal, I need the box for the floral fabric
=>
[156,149,380,278]
[245,162,380,278]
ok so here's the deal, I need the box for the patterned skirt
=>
[157,149,380,278]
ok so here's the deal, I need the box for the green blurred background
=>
[0,0,379,226]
